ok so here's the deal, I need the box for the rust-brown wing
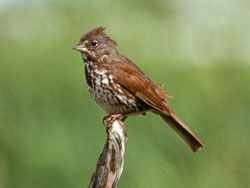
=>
[104,60,172,115]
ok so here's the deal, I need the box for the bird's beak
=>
[72,43,87,52]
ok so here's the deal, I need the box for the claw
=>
[121,116,128,122]
[103,115,109,126]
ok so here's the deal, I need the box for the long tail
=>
[160,113,204,152]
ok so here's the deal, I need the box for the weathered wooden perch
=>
[88,119,127,188]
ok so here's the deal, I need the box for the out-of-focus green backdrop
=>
[1,0,250,187]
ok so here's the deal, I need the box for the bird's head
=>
[73,27,117,62]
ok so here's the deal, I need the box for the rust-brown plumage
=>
[73,27,204,152]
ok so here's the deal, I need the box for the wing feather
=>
[101,60,172,115]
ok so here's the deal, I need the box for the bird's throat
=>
[81,53,88,61]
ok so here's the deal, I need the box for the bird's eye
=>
[91,40,98,47]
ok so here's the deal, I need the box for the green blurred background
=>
[1,0,250,187]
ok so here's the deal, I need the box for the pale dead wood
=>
[88,119,126,188]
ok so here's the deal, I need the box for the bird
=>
[73,27,204,152]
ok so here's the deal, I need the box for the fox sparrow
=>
[73,27,204,152]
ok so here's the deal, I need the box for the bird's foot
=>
[104,114,128,142]
[103,114,127,125]
[103,114,123,128]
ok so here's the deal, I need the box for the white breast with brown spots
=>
[84,61,139,115]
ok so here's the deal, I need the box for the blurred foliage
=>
[0,0,250,188]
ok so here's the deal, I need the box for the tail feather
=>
[160,113,204,152]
